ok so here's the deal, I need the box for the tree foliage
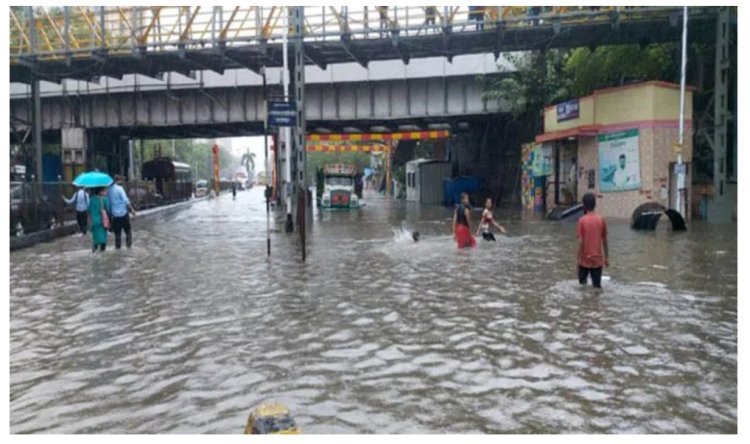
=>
[564,44,679,97]
[481,50,569,124]
[481,29,724,183]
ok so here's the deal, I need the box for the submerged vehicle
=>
[317,163,359,209]
[141,157,193,203]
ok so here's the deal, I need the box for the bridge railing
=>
[10,6,699,62]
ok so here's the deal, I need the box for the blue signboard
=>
[556,99,580,122]
[268,101,297,127]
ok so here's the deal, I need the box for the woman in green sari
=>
[88,187,110,252]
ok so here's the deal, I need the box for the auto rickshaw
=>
[244,403,300,434]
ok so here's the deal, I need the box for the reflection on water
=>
[10,189,737,433]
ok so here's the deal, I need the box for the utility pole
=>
[28,7,43,185]
[282,8,293,233]
[675,6,688,217]
[262,66,271,256]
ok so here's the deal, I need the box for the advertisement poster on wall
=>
[598,129,641,192]
[530,143,553,177]
[520,144,534,210]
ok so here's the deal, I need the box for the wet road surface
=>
[10,188,737,433]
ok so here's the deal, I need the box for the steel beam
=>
[340,34,369,67]
[711,6,731,217]
[10,75,503,136]
[32,79,42,183]
[291,6,307,259]
[304,44,327,70]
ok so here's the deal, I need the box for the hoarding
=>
[598,129,641,192]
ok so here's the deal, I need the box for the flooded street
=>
[10,188,737,433]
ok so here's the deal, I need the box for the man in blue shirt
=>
[63,186,90,235]
[109,175,137,249]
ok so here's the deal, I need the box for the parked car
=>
[195,180,209,197]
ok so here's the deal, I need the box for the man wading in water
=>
[576,192,609,288]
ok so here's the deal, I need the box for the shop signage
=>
[556,99,580,122]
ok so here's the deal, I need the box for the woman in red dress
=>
[452,192,476,249]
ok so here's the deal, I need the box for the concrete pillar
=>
[61,128,87,182]
[128,139,136,180]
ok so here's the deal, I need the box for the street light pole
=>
[676,5,688,217]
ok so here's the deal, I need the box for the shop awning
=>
[535,124,601,143]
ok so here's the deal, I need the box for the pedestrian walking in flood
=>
[476,197,507,241]
[109,175,137,249]
[232,181,237,200]
[576,192,609,288]
[63,186,90,235]
[89,187,110,252]
[453,192,476,249]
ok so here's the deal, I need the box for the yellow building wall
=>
[594,86,654,124]
[543,83,692,133]
[652,86,693,121]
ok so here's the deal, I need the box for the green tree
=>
[482,50,570,120]
[563,44,679,97]
[241,149,256,177]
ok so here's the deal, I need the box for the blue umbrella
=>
[72,171,114,188]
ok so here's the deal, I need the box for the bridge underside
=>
[10,74,501,140]
[10,13,716,84]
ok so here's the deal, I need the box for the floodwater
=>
[10,188,737,433]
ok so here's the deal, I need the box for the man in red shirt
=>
[576,193,609,288]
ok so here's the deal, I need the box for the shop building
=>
[528,81,694,220]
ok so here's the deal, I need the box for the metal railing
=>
[8,179,199,236]
[10,6,705,62]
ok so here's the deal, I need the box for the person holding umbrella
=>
[89,187,111,252]
[73,171,114,253]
